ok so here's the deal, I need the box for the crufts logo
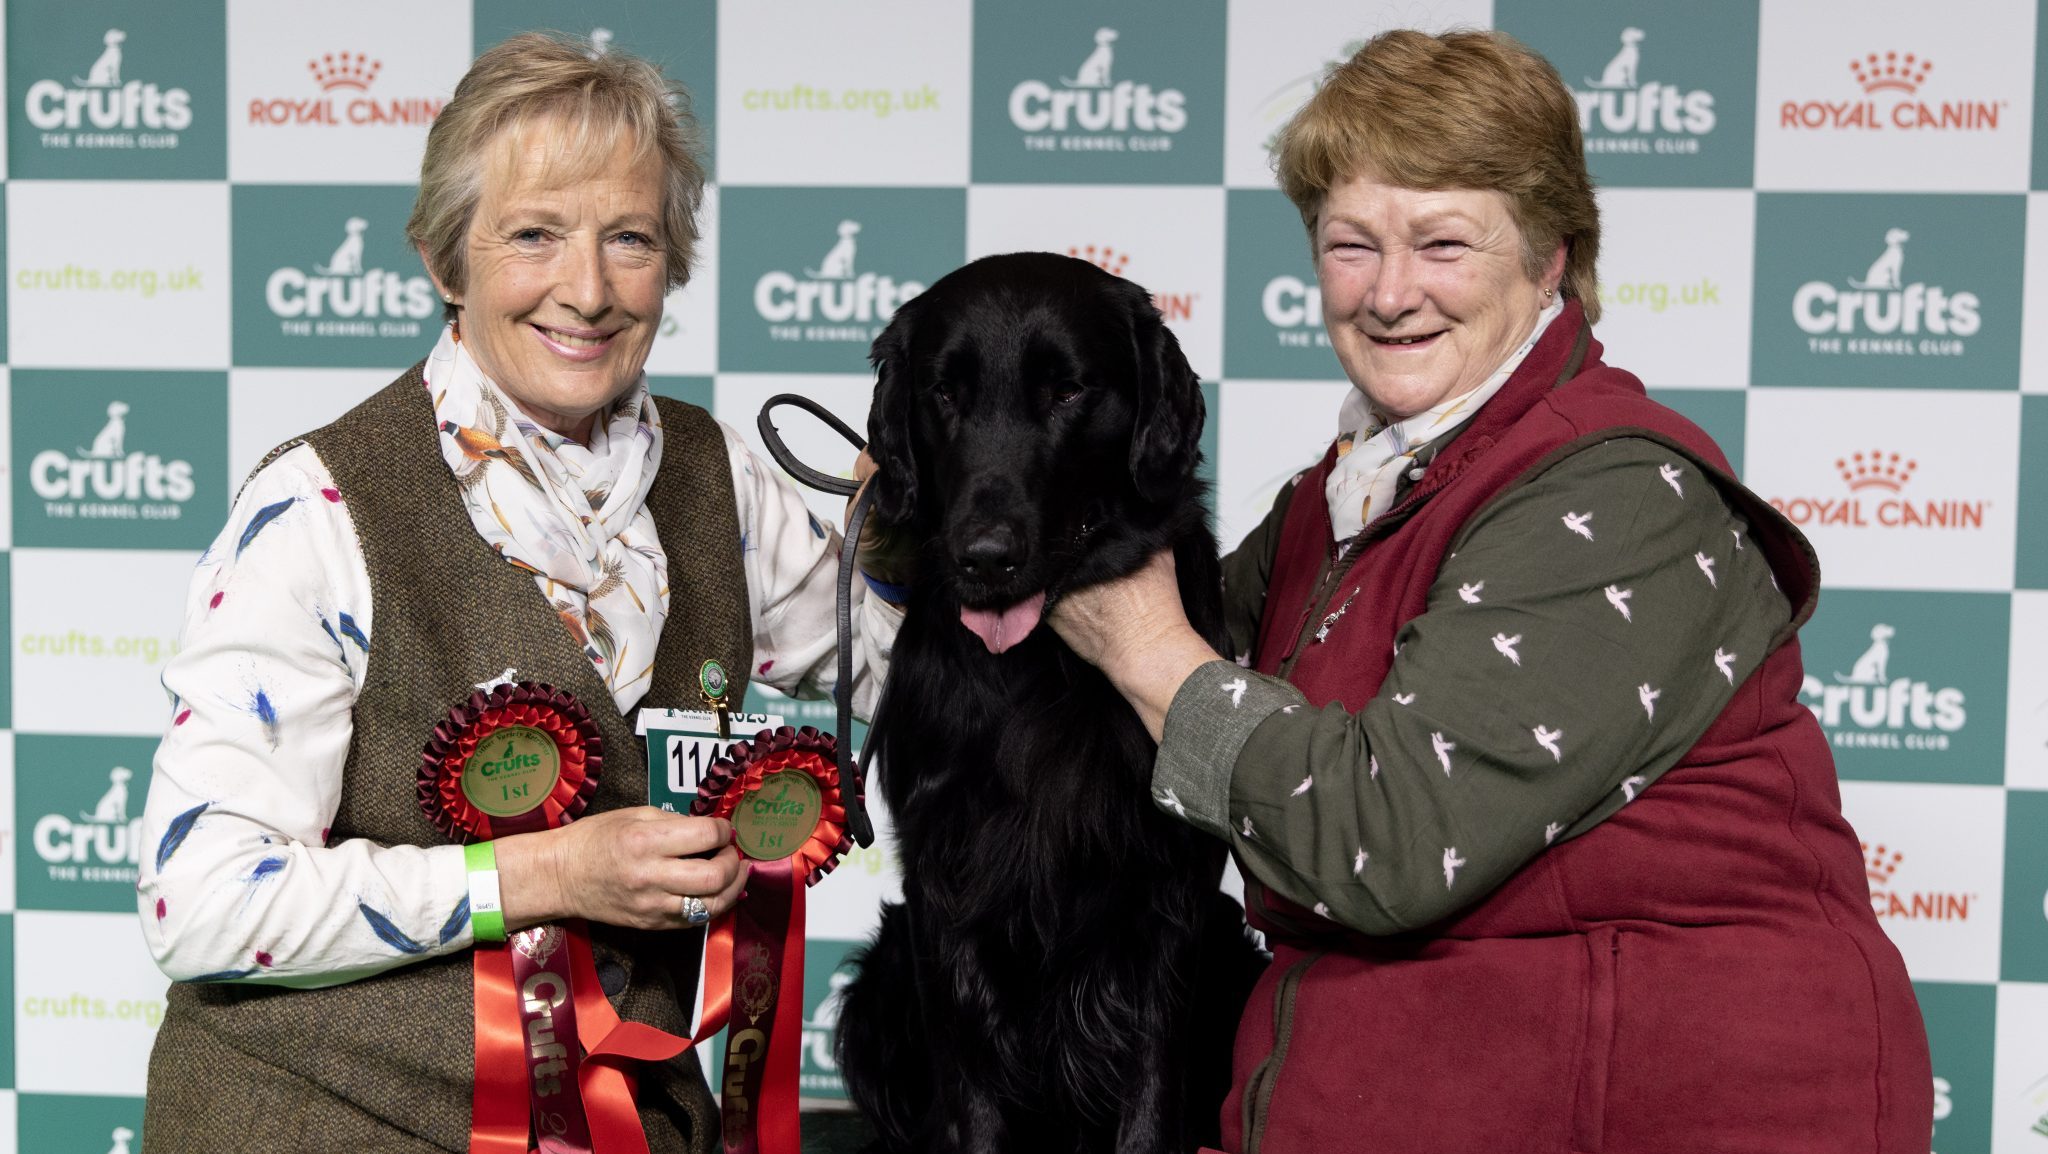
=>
[1768,449,1987,531]
[753,220,924,341]
[800,965,854,1090]
[106,1128,137,1154]
[34,766,145,884]
[1800,623,1965,750]
[266,216,437,337]
[29,400,196,522]
[1066,244,1195,322]
[1573,27,1715,153]
[24,28,192,145]
[1792,227,1980,357]
[1860,841,1974,921]
[1009,27,1187,148]
[1780,51,2004,131]
[248,48,444,127]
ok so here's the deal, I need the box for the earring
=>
[1543,287,1555,301]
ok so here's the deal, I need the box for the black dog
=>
[836,253,1266,1153]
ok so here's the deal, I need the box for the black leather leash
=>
[756,395,879,848]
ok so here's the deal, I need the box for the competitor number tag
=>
[638,707,782,812]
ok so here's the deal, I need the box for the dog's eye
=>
[1052,381,1084,405]
[931,382,955,406]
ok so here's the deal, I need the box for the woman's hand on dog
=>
[494,808,749,932]
[1050,549,1223,741]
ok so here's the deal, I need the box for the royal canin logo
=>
[1861,842,1974,921]
[1780,51,2005,131]
[1769,450,1985,531]
[249,48,442,127]
[1066,244,1194,321]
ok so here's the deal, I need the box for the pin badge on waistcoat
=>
[700,658,732,740]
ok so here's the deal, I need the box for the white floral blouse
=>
[137,422,901,987]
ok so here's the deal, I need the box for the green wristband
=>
[464,840,506,943]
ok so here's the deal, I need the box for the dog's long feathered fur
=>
[836,253,1266,1153]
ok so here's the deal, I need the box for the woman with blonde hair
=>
[1054,29,1931,1153]
[137,33,896,1152]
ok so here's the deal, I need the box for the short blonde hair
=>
[1273,29,1601,323]
[407,31,706,311]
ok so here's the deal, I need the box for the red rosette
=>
[418,681,604,842]
[689,725,853,887]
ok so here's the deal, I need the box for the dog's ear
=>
[865,303,919,524]
[1129,302,1206,505]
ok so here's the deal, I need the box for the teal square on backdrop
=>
[20,1093,146,1153]
[473,0,718,177]
[2002,788,2048,981]
[10,370,229,551]
[15,734,159,913]
[1223,189,1344,381]
[651,376,715,413]
[1496,0,1759,188]
[1751,193,2024,390]
[231,186,439,370]
[717,187,965,375]
[6,0,227,180]
[1914,981,1995,1154]
[2018,395,2048,589]
[1795,589,2007,785]
[1646,388,1746,479]
[971,0,1226,185]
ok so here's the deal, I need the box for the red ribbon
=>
[688,727,849,1154]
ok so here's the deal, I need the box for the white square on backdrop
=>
[1992,981,2048,1152]
[13,910,167,1095]
[225,369,391,488]
[226,0,470,184]
[716,0,970,186]
[1838,780,2005,984]
[1213,378,1351,555]
[2018,193,2048,394]
[714,372,873,539]
[967,185,1226,379]
[1744,388,2020,592]
[7,182,229,371]
[647,185,719,377]
[1593,188,1755,389]
[1754,0,2036,192]
[1222,0,1493,189]
[2006,591,2048,789]
[12,548,196,738]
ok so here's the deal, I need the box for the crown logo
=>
[1850,51,1932,95]
[307,51,382,92]
[1835,450,1917,492]
[1861,842,1903,886]
[1067,244,1130,277]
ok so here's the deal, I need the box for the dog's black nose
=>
[958,527,1021,578]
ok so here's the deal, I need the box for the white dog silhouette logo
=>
[77,29,126,88]
[317,217,370,276]
[805,221,861,279]
[1063,27,1118,88]
[82,401,130,459]
[589,27,613,57]
[106,1128,136,1154]
[83,766,134,824]
[1849,228,1910,291]
[802,968,856,1071]
[1586,27,1645,89]
[1836,623,1896,684]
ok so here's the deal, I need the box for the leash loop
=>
[757,395,878,848]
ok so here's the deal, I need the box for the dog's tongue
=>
[960,592,1047,654]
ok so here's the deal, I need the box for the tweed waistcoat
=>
[145,365,752,1154]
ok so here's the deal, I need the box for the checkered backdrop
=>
[0,0,2042,1149]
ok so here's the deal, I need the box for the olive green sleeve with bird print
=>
[1154,437,1791,935]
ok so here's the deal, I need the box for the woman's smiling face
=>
[437,119,669,442]
[1316,176,1563,422]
